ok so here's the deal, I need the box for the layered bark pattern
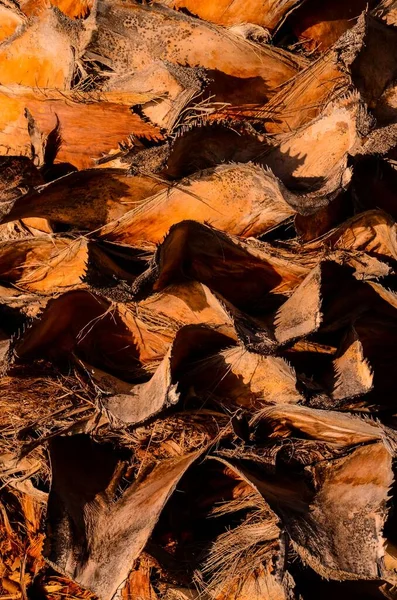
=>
[1,2,397,600]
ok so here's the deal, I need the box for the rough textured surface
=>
[1,1,397,600]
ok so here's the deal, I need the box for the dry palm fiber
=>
[2,2,397,600]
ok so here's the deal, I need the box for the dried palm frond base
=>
[2,0,397,599]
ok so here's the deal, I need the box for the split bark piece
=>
[104,324,234,425]
[132,221,310,313]
[180,345,303,409]
[272,266,321,344]
[0,483,46,596]
[0,85,161,170]
[99,164,297,249]
[237,408,395,580]
[45,434,205,600]
[263,93,366,191]
[1,167,166,230]
[273,260,395,345]
[341,314,397,408]
[252,403,387,446]
[292,443,392,580]
[332,326,374,401]
[301,210,397,263]
[123,281,236,366]
[0,236,88,293]
[13,290,145,381]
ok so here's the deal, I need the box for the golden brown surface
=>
[1,1,397,600]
